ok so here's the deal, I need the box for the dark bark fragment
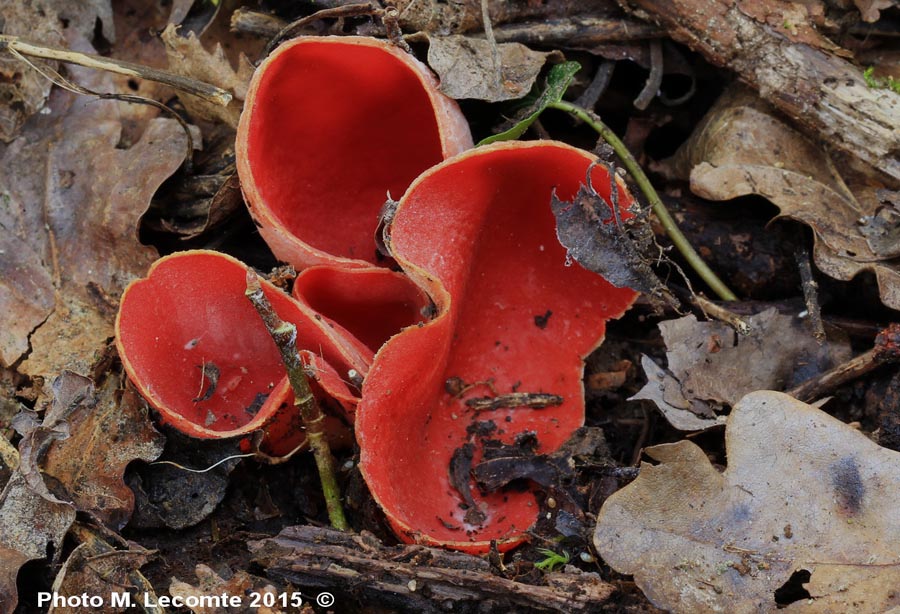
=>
[250,525,616,613]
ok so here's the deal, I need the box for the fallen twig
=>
[795,240,825,343]
[690,293,751,335]
[633,39,663,110]
[0,35,231,106]
[621,0,900,182]
[251,525,616,612]
[789,323,900,403]
[245,272,349,531]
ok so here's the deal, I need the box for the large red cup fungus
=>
[236,36,473,270]
[356,141,638,552]
[115,250,369,455]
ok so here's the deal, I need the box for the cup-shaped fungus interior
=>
[292,266,431,353]
[115,251,367,446]
[238,37,471,267]
[357,141,638,552]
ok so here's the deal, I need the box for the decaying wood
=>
[621,0,900,183]
[389,0,620,34]
[489,16,660,46]
[232,8,658,47]
[250,526,616,613]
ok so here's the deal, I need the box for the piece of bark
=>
[489,16,660,46]
[250,526,615,613]
[622,0,900,183]
[392,0,618,34]
[233,9,658,47]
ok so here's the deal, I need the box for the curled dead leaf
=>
[853,0,895,22]
[667,86,900,310]
[426,34,552,101]
[596,391,900,613]
[0,373,91,613]
[48,526,157,613]
[43,374,164,530]
[127,436,242,530]
[161,24,254,126]
[632,309,851,430]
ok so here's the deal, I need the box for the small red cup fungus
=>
[356,141,638,552]
[236,36,473,270]
[115,250,368,455]
[291,265,431,353]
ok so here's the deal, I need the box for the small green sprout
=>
[863,67,900,94]
[534,548,570,572]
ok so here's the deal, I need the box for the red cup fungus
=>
[115,250,368,455]
[119,35,472,457]
[236,35,473,270]
[119,35,639,553]
[292,266,431,354]
[356,141,638,552]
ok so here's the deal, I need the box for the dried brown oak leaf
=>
[0,0,114,141]
[161,24,254,127]
[170,565,288,614]
[49,528,157,613]
[0,373,89,614]
[632,309,850,430]
[42,373,164,530]
[0,65,186,375]
[0,1,64,141]
[426,35,552,101]
[665,85,900,310]
[595,391,900,614]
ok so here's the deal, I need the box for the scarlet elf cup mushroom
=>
[114,251,368,455]
[117,36,471,454]
[117,35,638,552]
[235,35,473,269]
[357,141,638,552]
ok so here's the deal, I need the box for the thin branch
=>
[788,323,900,402]
[548,99,738,302]
[0,35,231,106]
[7,47,194,166]
[245,272,349,531]
[263,4,379,57]
[795,241,825,343]
[690,294,751,335]
[575,60,615,110]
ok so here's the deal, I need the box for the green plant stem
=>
[245,272,350,531]
[548,99,738,302]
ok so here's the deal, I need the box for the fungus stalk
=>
[246,271,349,531]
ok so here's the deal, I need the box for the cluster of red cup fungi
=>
[116,36,636,552]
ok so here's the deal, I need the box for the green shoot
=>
[534,548,570,572]
[477,62,581,146]
[863,66,900,94]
